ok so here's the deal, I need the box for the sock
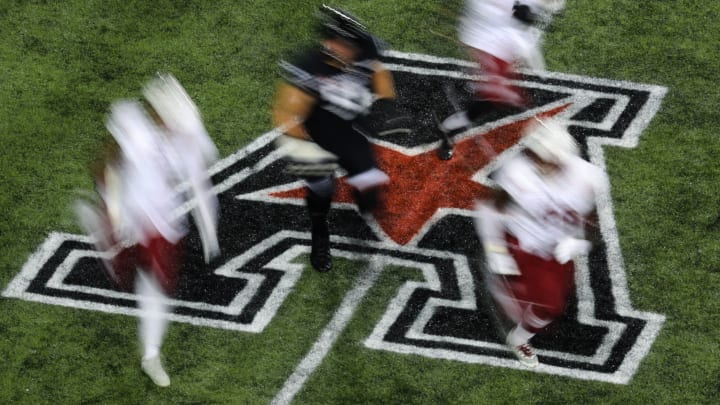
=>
[143,346,160,361]
[522,305,553,333]
[507,324,536,347]
[440,111,470,133]
[136,271,169,360]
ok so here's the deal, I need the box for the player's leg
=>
[519,259,575,329]
[498,247,561,367]
[503,249,575,367]
[136,269,171,387]
[74,197,138,291]
[470,49,527,108]
[136,235,182,387]
[437,49,529,160]
[331,128,389,213]
[305,176,336,273]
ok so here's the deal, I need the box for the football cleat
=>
[141,355,171,387]
[506,335,539,368]
[307,191,333,273]
[434,111,463,161]
[310,218,332,273]
[310,246,332,273]
[310,234,332,273]
[354,188,381,214]
[437,136,454,161]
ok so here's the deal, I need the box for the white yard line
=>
[271,259,383,405]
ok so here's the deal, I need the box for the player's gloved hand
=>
[512,2,537,25]
[275,135,337,162]
[274,134,338,176]
[484,243,521,276]
[554,237,591,264]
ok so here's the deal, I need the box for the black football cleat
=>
[355,188,381,214]
[437,136,454,160]
[310,237,332,272]
[309,217,332,272]
[432,110,459,161]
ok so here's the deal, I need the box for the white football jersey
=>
[458,0,545,66]
[494,152,607,258]
[107,101,217,247]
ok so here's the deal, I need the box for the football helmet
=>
[318,4,380,59]
[142,72,202,135]
[522,117,579,163]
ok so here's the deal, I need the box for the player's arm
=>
[90,136,121,187]
[272,82,316,140]
[371,61,396,100]
[272,80,338,171]
[88,135,124,229]
[491,188,513,211]
[361,61,420,137]
[474,189,520,276]
[554,162,608,263]
[512,2,541,25]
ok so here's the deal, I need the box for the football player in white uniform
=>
[75,73,219,386]
[438,0,566,159]
[474,118,607,367]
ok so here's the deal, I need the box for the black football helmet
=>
[318,4,380,59]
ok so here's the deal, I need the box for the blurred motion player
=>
[438,0,566,159]
[474,118,607,367]
[74,73,220,387]
[272,4,404,272]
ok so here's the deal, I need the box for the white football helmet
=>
[522,117,579,163]
[143,72,218,164]
[143,73,202,133]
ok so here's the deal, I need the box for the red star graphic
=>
[270,108,567,245]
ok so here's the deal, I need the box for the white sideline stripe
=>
[271,257,384,405]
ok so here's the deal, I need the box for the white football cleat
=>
[141,355,170,387]
[506,336,539,368]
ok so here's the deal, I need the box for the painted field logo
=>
[3,51,666,385]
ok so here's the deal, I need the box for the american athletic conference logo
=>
[3,51,667,385]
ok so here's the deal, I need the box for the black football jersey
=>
[280,49,377,130]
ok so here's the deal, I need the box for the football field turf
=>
[1,1,719,404]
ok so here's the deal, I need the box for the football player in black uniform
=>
[272,5,397,272]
